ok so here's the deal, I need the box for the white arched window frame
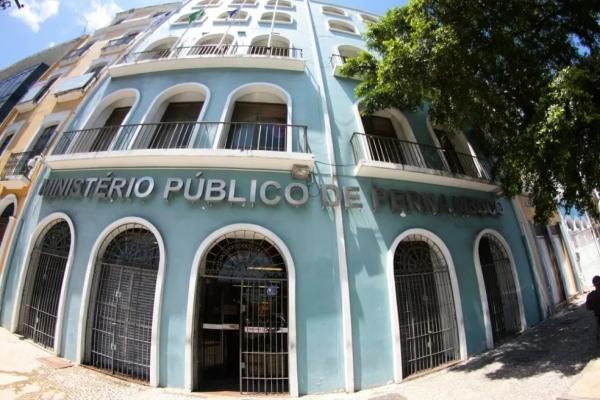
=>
[131,82,211,149]
[472,229,528,349]
[172,12,206,26]
[322,5,346,17]
[68,88,140,153]
[76,216,166,387]
[387,228,467,382]
[328,19,358,35]
[248,34,292,56]
[140,37,178,59]
[259,11,293,24]
[215,82,293,152]
[229,0,257,6]
[184,223,298,396]
[0,120,26,155]
[265,0,294,10]
[353,104,427,167]
[425,118,487,178]
[194,0,221,7]
[215,10,250,22]
[10,212,76,356]
[360,13,378,24]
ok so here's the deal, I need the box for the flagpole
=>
[217,7,238,48]
[170,9,204,55]
[267,0,279,48]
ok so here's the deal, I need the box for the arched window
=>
[191,33,234,56]
[194,229,289,393]
[19,220,71,349]
[175,12,205,25]
[219,83,290,152]
[248,34,290,57]
[196,0,220,6]
[328,20,357,35]
[393,233,461,377]
[359,107,424,167]
[266,0,292,9]
[322,5,345,16]
[259,11,293,24]
[360,13,378,24]
[0,201,15,245]
[216,10,249,21]
[0,133,15,155]
[67,89,138,153]
[140,37,177,61]
[86,223,161,382]
[429,124,486,178]
[230,0,256,6]
[475,232,523,345]
[333,44,361,67]
[134,83,208,149]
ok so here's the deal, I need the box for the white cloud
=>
[48,41,56,47]
[10,0,60,32]
[82,0,122,31]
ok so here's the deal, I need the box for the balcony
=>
[350,133,498,191]
[109,44,305,77]
[0,151,35,188]
[48,121,313,171]
[330,54,357,79]
[52,73,97,102]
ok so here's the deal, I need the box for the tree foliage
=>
[342,0,600,223]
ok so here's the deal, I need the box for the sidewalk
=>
[0,300,598,400]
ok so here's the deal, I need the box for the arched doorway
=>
[194,230,289,394]
[393,233,461,378]
[18,220,71,349]
[86,223,160,382]
[476,232,522,344]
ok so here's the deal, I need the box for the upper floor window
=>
[360,13,378,24]
[33,76,60,103]
[30,125,59,156]
[175,12,206,25]
[328,20,357,35]
[259,11,292,24]
[265,0,293,9]
[336,45,361,63]
[216,10,249,21]
[230,0,257,6]
[0,133,14,155]
[195,0,220,6]
[86,62,108,77]
[322,6,346,17]
[249,34,291,56]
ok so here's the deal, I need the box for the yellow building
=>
[0,3,180,272]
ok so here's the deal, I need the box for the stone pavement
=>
[0,299,598,400]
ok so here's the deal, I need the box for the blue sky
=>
[0,0,403,70]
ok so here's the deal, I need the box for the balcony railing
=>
[53,121,310,155]
[0,151,35,180]
[330,54,350,69]
[119,44,303,64]
[351,132,492,181]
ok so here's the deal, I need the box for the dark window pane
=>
[361,115,396,138]
[31,125,58,156]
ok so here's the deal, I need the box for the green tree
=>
[342,0,600,223]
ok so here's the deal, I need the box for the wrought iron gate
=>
[479,235,521,342]
[19,220,70,349]
[198,233,288,394]
[89,225,159,382]
[394,234,460,378]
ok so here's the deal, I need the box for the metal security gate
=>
[478,235,521,343]
[394,235,460,378]
[19,220,71,349]
[197,232,288,394]
[88,225,159,382]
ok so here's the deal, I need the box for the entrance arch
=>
[387,229,466,381]
[474,229,526,348]
[186,224,297,396]
[10,212,75,355]
[77,217,165,386]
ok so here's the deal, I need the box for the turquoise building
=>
[0,0,542,396]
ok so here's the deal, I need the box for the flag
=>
[227,7,240,18]
[188,8,205,24]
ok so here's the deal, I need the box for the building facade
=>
[0,0,545,396]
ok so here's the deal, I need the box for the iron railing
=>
[120,44,303,64]
[53,121,310,155]
[351,132,492,181]
[0,151,35,180]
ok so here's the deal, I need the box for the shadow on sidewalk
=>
[452,303,600,380]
